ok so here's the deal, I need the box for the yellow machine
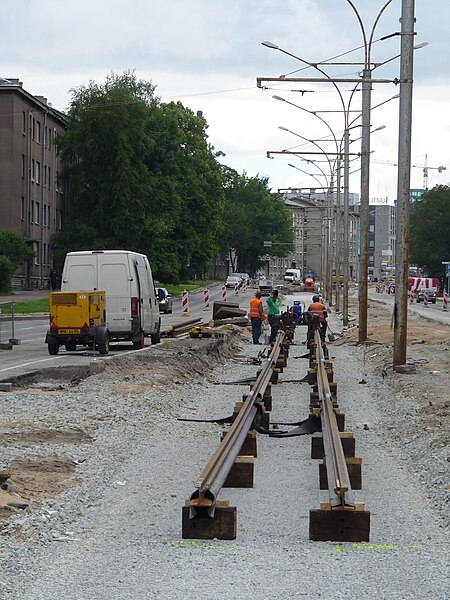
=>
[45,291,110,355]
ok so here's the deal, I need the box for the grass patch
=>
[163,281,219,297]
[0,281,221,313]
[0,298,49,315]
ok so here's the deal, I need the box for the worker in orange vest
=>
[249,291,264,344]
[307,295,328,341]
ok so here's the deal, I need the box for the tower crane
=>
[372,154,446,190]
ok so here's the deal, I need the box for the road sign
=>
[263,241,272,248]
[446,264,450,278]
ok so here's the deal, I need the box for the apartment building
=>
[273,190,359,283]
[368,203,397,279]
[0,78,67,288]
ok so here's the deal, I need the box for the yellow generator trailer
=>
[45,291,110,355]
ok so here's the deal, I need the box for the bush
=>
[0,231,34,268]
[0,255,14,292]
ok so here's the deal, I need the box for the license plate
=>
[58,328,80,335]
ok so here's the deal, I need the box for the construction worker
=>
[266,289,281,344]
[307,294,328,341]
[249,290,264,344]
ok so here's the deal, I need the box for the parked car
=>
[156,287,173,313]
[225,275,243,289]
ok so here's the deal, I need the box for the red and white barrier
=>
[221,285,227,303]
[409,291,414,304]
[203,288,210,311]
[443,291,448,312]
[242,279,247,293]
[181,289,190,316]
[424,290,429,307]
[234,282,239,296]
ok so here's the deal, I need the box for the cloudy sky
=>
[2,0,449,201]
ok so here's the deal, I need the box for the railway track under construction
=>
[181,316,370,542]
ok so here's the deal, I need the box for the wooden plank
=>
[182,505,237,540]
[309,508,370,542]
[223,456,254,488]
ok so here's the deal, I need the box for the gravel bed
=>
[0,316,449,600]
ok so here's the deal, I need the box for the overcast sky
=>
[2,0,449,201]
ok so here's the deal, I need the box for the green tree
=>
[54,72,225,282]
[410,185,450,277]
[221,170,293,274]
[0,255,14,292]
[0,232,34,291]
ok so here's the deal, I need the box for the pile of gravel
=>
[0,317,448,599]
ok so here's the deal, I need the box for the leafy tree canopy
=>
[54,71,225,282]
[410,185,450,277]
[53,71,295,282]
[220,170,293,274]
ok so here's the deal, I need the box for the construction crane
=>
[372,154,446,190]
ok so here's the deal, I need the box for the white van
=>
[61,250,161,348]
[284,269,302,284]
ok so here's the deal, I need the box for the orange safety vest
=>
[308,302,326,323]
[249,297,263,319]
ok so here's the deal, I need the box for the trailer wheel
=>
[48,343,59,355]
[98,332,110,355]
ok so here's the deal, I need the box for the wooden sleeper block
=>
[319,456,362,489]
[182,502,237,540]
[311,432,355,459]
[223,455,254,488]
[309,507,370,542]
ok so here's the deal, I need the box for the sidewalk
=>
[0,289,49,304]
[368,289,450,326]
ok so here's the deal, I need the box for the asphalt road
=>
[0,284,247,382]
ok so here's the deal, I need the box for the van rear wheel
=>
[150,322,161,345]
[132,332,145,350]
[48,343,59,355]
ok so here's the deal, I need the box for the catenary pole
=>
[393,0,415,367]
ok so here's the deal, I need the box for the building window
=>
[36,121,41,144]
[22,112,26,134]
[369,225,375,232]
[48,128,52,150]
[32,118,35,140]
[36,161,40,184]
[43,204,47,227]
[35,202,40,224]
[31,201,35,224]
[31,159,35,181]
[48,167,51,189]
[21,197,25,221]
[33,242,39,265]
[21,154,25,178]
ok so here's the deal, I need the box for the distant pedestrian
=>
[248,290,264,344]
[50,269,59,291]
[266,289,281,344]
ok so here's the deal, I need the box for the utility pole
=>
[393,0,415,367]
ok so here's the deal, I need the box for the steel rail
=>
[314,329,355,509]
[188,330,285,517]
